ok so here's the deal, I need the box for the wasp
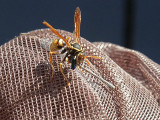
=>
[42,7,114,88]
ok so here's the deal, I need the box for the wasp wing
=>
[39,38,53,51]
[74,7,81,44]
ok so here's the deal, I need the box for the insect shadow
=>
[15,61,69,103]
[35,61,71,89]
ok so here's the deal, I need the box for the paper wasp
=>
[42,7,115,88]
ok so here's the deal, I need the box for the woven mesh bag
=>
[0,29,160,120]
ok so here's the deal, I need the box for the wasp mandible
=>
[43,7,103,86]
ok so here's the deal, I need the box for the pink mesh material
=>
[0,29,160,120]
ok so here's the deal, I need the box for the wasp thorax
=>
[58,39,66,47]
[72,43,82,51]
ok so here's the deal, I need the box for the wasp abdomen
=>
[49,39,59,51]
[50,39,66,51]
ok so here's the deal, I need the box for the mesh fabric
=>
[0,29,160,120]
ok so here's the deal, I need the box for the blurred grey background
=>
[0,0,160,64]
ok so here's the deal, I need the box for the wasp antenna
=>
[43,21,71,48]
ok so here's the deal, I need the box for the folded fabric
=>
[0,29,159,120]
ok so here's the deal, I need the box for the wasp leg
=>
[85,56,103,66]
[77,66,84,73]
[49,51,60,79]
[84,58,90,66]
[60,62,70,86]
[65,57,70,64]
[86,56,103,59]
